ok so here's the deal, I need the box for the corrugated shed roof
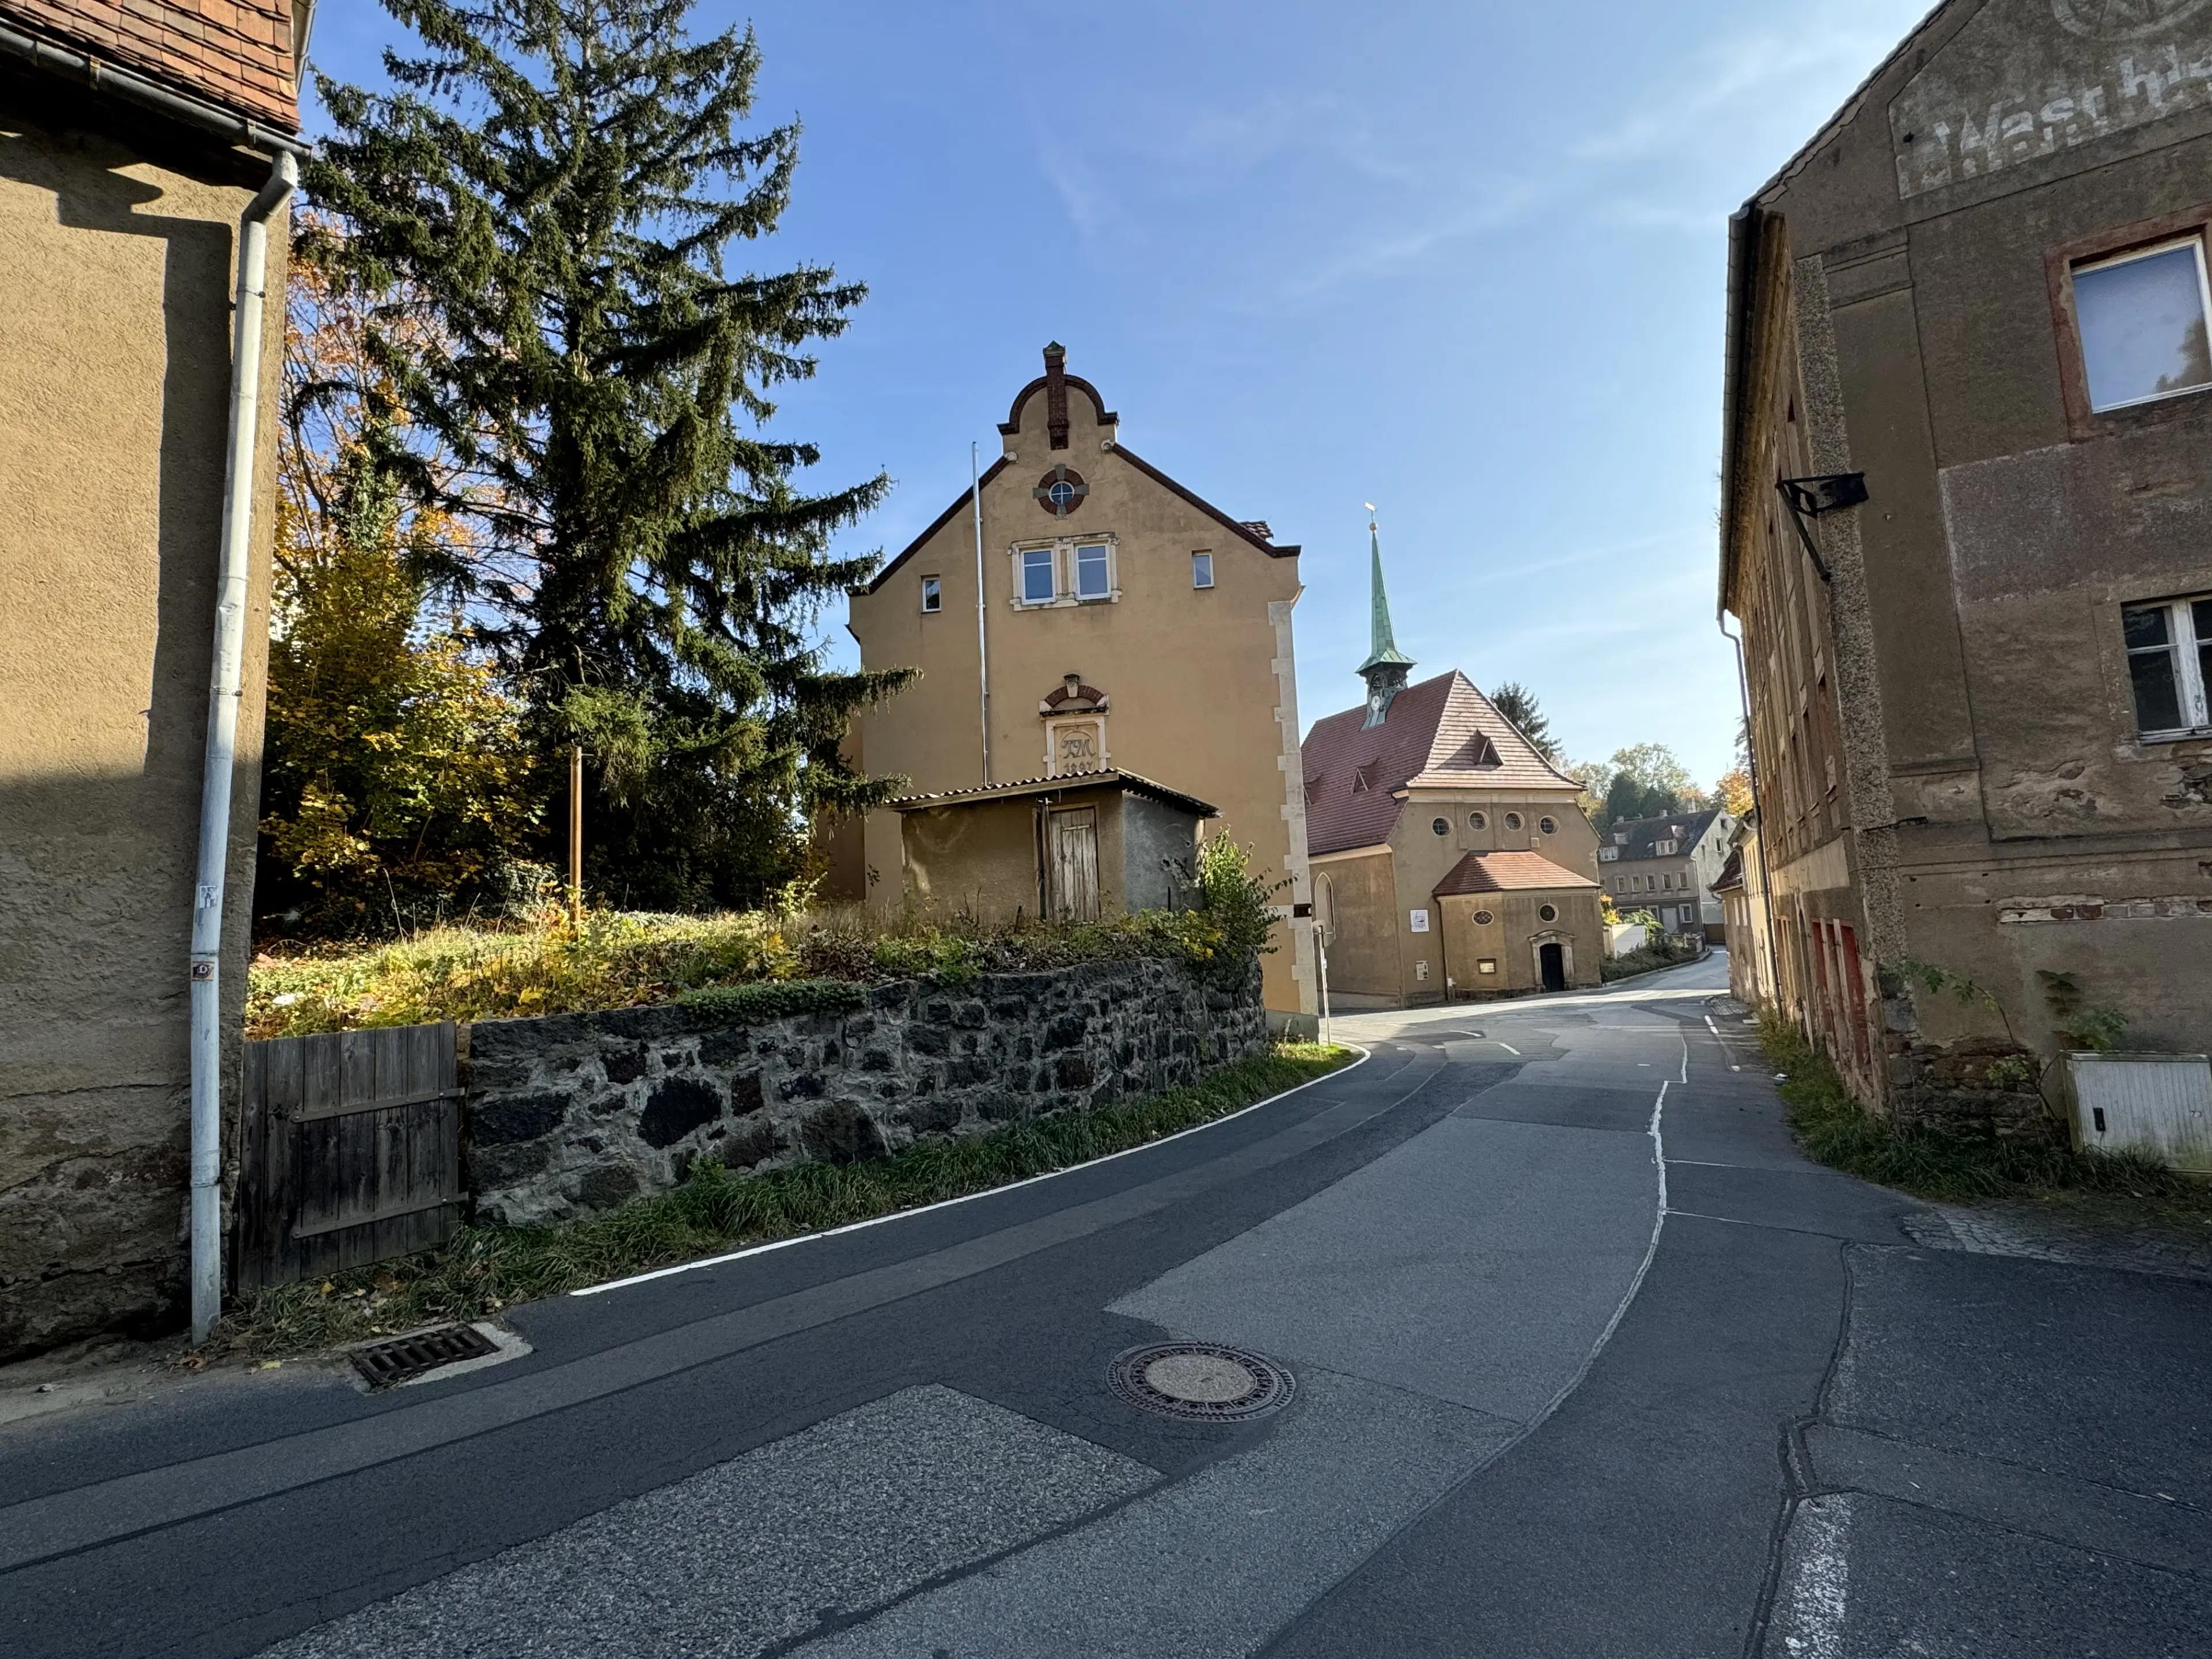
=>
[7,0,301,129]
[1300,670,1582,857]
[1433,851,1597,896]
[1603,808,1728,861]
[888,768,1216,819]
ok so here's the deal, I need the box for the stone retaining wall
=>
[463,957,1268,1226]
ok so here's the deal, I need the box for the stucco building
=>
[834,345,1316,1020]
[1302,532,1602,1006]
[1,2,303,1357]
[1597,808,1737,940]
[1712,817,1777,1008]
[1721,0,2212,1112]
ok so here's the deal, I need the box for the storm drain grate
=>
[350,1323,498,1387]
[1108,1342,1296,1423]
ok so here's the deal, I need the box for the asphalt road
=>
[5,953,2210,1656]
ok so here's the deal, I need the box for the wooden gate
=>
[236,1022,464,1293]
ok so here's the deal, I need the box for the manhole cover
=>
[1108,1342,1296,1422]
[351,1323,498,1387]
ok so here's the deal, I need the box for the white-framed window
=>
[1504,811,1524,830]
[2123,593,2212,738]
[2074,236,2212,413]
[1074,541,1111,599]
[1469,811,1487,830]
[1410,909,1431,933]
[1191,550,1214,589]
[920,575,942,613]
[1598,844,1618,862]
[1654,840,1678,856]
[1012,537,1119,608]
[1020,546,1056,604]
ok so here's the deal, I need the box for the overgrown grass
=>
[247,906,1245,1040]
[1763,1013,2212,1220]
[214,1043,1354,1361]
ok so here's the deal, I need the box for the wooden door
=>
[236,1022,463,1293]
[1049,806,1101,922]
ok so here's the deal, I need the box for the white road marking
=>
[1773,1494,1852,1658]
[1494,1042,1520,1055]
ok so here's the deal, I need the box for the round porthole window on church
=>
[1539,903,1558,922]
[1505,812,1524,831]
[1539,816,1557,835]
[1473,910,1494,926]
[1469,812,1487,830]
[1431,817,1450,836]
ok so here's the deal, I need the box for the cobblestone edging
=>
[461,957,1268,1226]
[1903,1204,2212,1283]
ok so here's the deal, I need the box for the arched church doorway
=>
[1539,941,1567,993]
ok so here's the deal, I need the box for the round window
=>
[1539,816,1557,835]
[1472,909,1494,926]
[1431,817,1450,836]
[1539,903,1558,923]
[1505,812,1524,831]
[1469,812,1487,830]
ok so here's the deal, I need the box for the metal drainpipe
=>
[190,150,298,1344]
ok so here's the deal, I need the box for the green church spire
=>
[1356,506,1414,727]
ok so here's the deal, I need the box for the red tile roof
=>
[1300,670,1583,857]
[1433,850,1598,896]
[7,0,300,130]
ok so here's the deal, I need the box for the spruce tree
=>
[309,0,908,910]
[1487,681,1559,763]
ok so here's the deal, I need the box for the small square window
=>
[1075,543,1111,599]
[2122,594,2212,738]
[1021,547,1056,604]
[920,575,942,613]
[1191,551,1214,589]
[2074,238,2212,412]
[1477,957,1497,975]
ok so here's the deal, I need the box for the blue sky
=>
[308,0,1938,786]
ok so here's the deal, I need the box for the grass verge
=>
[213,1043,1355,1362]
[1762,1013,2212,1225]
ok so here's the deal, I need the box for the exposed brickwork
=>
[5,0,300,130]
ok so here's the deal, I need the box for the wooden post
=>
[569,741,584,928]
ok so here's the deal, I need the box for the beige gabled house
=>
[832,344,1316,1021]
[1,1,304,1357]
[1301,531,1602,1006]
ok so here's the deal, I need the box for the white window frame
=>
[1597,844,1618,862]
[1010,535,1120,609]
[2073,234,2212,414]
[1191,550,1214,589]
[2123,592,2212,740]
[920,574,942,613]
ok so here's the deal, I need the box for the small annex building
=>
[1301,526,1603,1006]
[889,770,1214,927]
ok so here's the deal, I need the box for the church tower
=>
[1357,512,1415,728]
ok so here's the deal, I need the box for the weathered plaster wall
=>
[1437,891,1605,996]
[1120,791,1199,913]
[899,794,1049,924]
[1729,1,2212,1105]
[1310,849,1399,1003]
[0,104,285,1361]
[464,957,1269,1227]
